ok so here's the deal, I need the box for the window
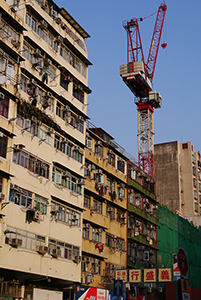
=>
[9,187,32,208]
[48,238,79,260]
[52,202,80,227]
[182,143,188,149]
[0,96,9,118]
[34,195,48,215]
[92,200,102,214]
[92,228,102,243]
[60,73,68,91]
[95,144,103,158]
[91,260,101,275]
[82,226,90,240]
[94,171,103,184]
[194,190,198,200]
[106,178,115,191]
[128,165,136,180]
[106,233,115,248]
[81,257,89,272]
[84,195,90,208]
[135,220,142,234]
[86,137,92,149]
[128,215,135,229]
[194,202,198,212]
[107,150,115,167]
[116,238,125,252]
[106,204,115,220]
[0,135,7,158]
[193,166,196,176]
[116,209,125,223]
[117,185,125,201]
[5,226,46,250]
[136,194,142,208]
[13,150,49,179]
[73,85,84,104]
[117,158,125,173]
[128,190,135,204]
[193,178,197,188]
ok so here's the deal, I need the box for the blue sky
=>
[55,0,201,159]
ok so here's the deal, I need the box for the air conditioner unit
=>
[86,274,93,284]
[73,255,81,263]
[61,22,67,30]
[55,17,62,24]
[108,149,113,154]
[47,58,52,65]
[51,8,58,18]
[50,248,61,257]
[40,0,47,9]
[0,92,5,99]
[62,171,71,177]
[74,145,80,151]
[78,178,85,185]
[55,35,63,44]
[37,245,48,254]
[136,220,141,227]
[46,91,53,98]
[144,251,149,261]
[0,132,3,138]
[158,287,163,293]
[38,20,48,29]
[98,169,103,174]
[13,144,25,152]
[107,207,113,213]
[85,257,90,263]
[97,141,102,145]
[33,48,42,57]
[72,214,78,221]
[31,116,37,123]
[33,210,41,221]
[0,193,5,200]
[10,183,19,190]
[136,194,141,199]
[86,223,90,228]
[51,204,59,213]
[63,105,70,112]
[10,238,22,247]
[121,213,127,219]
[11,39,20,48]
[98,228,103,233]
[91,165,96,170]
[78,115,84,121]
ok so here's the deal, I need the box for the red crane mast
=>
[120,3,167,177]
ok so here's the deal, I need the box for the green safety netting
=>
[157,204,201,288]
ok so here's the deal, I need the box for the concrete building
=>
[82,123,127,289]
[0,0,91,298]
[154,141,201,216]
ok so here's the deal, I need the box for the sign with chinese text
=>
[116,269,127,282]
[129,269,142,283]
[158,268,172,282]
[144,269,156,282]
[75,286,109,300]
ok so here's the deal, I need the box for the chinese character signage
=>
[115,270,127,282]
[129,269,142,283]
[144,269,156,282]
[158,268,172,282]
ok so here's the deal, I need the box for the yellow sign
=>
[144,268,156,282]
[115,269,127,282]
[181,278,190,293]
[158,268,172,282]
[129,269,142,283]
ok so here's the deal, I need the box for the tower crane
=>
[120,3,167,177]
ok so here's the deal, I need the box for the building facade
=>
[0,0,91,298]
[82,123,127,289]
[154,141,201,216]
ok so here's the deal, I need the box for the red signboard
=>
[177,248,188,277]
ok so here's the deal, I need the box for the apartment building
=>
[81,122,127,289]
[154,141,201,216]
[127,161,157,271]
[0,0,91,298]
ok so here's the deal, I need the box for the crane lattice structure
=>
[120,3,167,177]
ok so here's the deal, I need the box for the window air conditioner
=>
[97,141,102,145]
[144,251,149,261]
[78,115,84,121]
[86,223,90,228]
[37,245,48,254]
[107,207,113,213]
[38,20,48,29]
[55,35,63,44]
[74,145,80,151]
[73,255,81,263]
[72,214,78,221]
[0,92,5,99]
[98,228,103,233]
[40,0,47,9]
[108,149,113,154]
[11,39,20,48]
[33,210,41,221]
[62,171,71,177]
[78,178,85,185]
[31,116,37,123]
[0,193,5,200]
[98,169,103,174]
[55,17,62,24]
[10,238,22,247]
[33,49,42,57]
[47,58,52,65]
[61,22,67,30]
[120,213,127,219]
[63,105,70,112]
[51,205,59,213]
[85,257,90,263]
[135,220,141,227]
[46,91,53,98]
[158,287,163,293]
[50,248,61,257]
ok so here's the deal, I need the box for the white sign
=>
[182,292,191,300]
[33,288,63,300]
